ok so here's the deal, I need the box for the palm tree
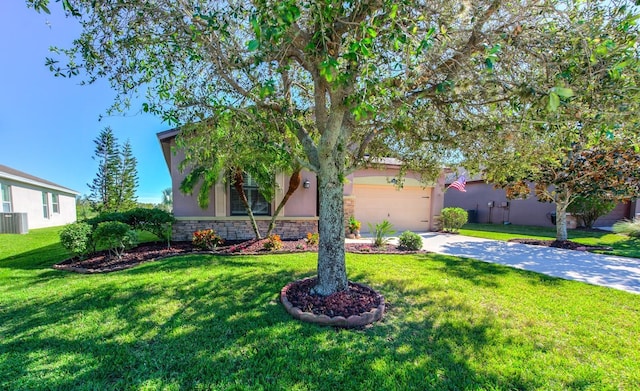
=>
[161,187,172,212]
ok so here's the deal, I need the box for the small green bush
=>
[192,229,224,250]
[305,232,319,245]
[440,207,468,232]
[87,212,127,228]
[59,222,93,258]
[94,221,138,259]
[398,231,423,251]
[567,195,616,228]
[368,220,396,247]
[125,208,175,243]
[612,219,640,237]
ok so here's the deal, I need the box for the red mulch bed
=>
[53,238,422,274]
[284,277,382,318]
[508,238,612,252]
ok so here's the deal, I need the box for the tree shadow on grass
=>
[0,253,613,390]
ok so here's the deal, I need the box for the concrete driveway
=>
[348,232,640,294]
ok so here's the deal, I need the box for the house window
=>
[1,183,11,212]
[230,173,271,216]
[42,192,50,219]
[52,193,60,214]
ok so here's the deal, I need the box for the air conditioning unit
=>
[0,213,29,234]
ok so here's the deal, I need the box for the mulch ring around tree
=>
[53,239,425,274]
[281,277,385,328]
[508,238,612,252]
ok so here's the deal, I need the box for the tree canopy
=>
[30,0,640,294]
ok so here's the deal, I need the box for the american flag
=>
[448,175,467,192]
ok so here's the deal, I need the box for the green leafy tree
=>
[477,2,640,241]
[177,113,303,239]
[29,0,639,295]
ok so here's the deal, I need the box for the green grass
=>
[1,228,640,390]
[460,223,640,258]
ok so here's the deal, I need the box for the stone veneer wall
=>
[173,218,319,241]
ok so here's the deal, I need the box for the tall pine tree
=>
[88,127,119,212]
[88,128,138,212]
[115,140,138,211]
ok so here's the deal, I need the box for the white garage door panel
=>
[353,185,430,232]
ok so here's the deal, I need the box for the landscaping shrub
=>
[263,234,283,251]
[440,207,468,232]
[398,231,423,251]
[59,222,93,258]
[94,221,138,259]
[192,229,224,250]
[305,232,319,245]
[567,195,616,228]
[87,212,128,228]
[125,208,175,242]
[612,219,640,237]
[368,220,396,247]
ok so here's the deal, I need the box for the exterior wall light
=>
[303,179,311,189]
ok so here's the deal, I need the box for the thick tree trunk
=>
[555,196,570,241]
[233,169,262,240]
[266,168,301,237]
[312,163,348,296]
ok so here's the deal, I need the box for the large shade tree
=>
[471,0,640,241]
[30,0,617,295]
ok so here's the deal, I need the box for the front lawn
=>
[460,223,640,258]
[1,228,639,390]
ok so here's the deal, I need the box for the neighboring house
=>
[0,164,78,232]
[158,129,445,241]
[444,173,639,228]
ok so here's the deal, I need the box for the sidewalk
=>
[347,233,640,294]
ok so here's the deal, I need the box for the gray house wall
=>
[444,181,636,228]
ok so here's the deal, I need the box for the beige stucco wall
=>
[2,179,76,229]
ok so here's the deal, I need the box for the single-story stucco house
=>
[444,173,639,228]
[0,164,78,233]
[158,129,445,241]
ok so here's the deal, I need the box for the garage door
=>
[353,184,431,233]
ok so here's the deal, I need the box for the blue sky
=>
[0,2,172,204]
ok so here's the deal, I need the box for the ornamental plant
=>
[263,234,283,251]
[368,220,396,248]
[440,207,468,233]
[192,229,224,250]
[305,232,319,246]
[59,222,93,259]
[93,221,137,259]
[398,231,423,251]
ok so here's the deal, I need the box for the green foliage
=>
[88,127,139,213]
[567,195,617,229]
[192,229,224,250]
[440,207,468,233]
[59,222,93,258]
[87,211,128,227]
[93,221,137,259]
[124,208,175,242]
[367,220,396,248]
[347,216,361,232]
[88,208,174,243]
[263,234,283,251]
[613,219,640,238]
[398,231,423,251]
